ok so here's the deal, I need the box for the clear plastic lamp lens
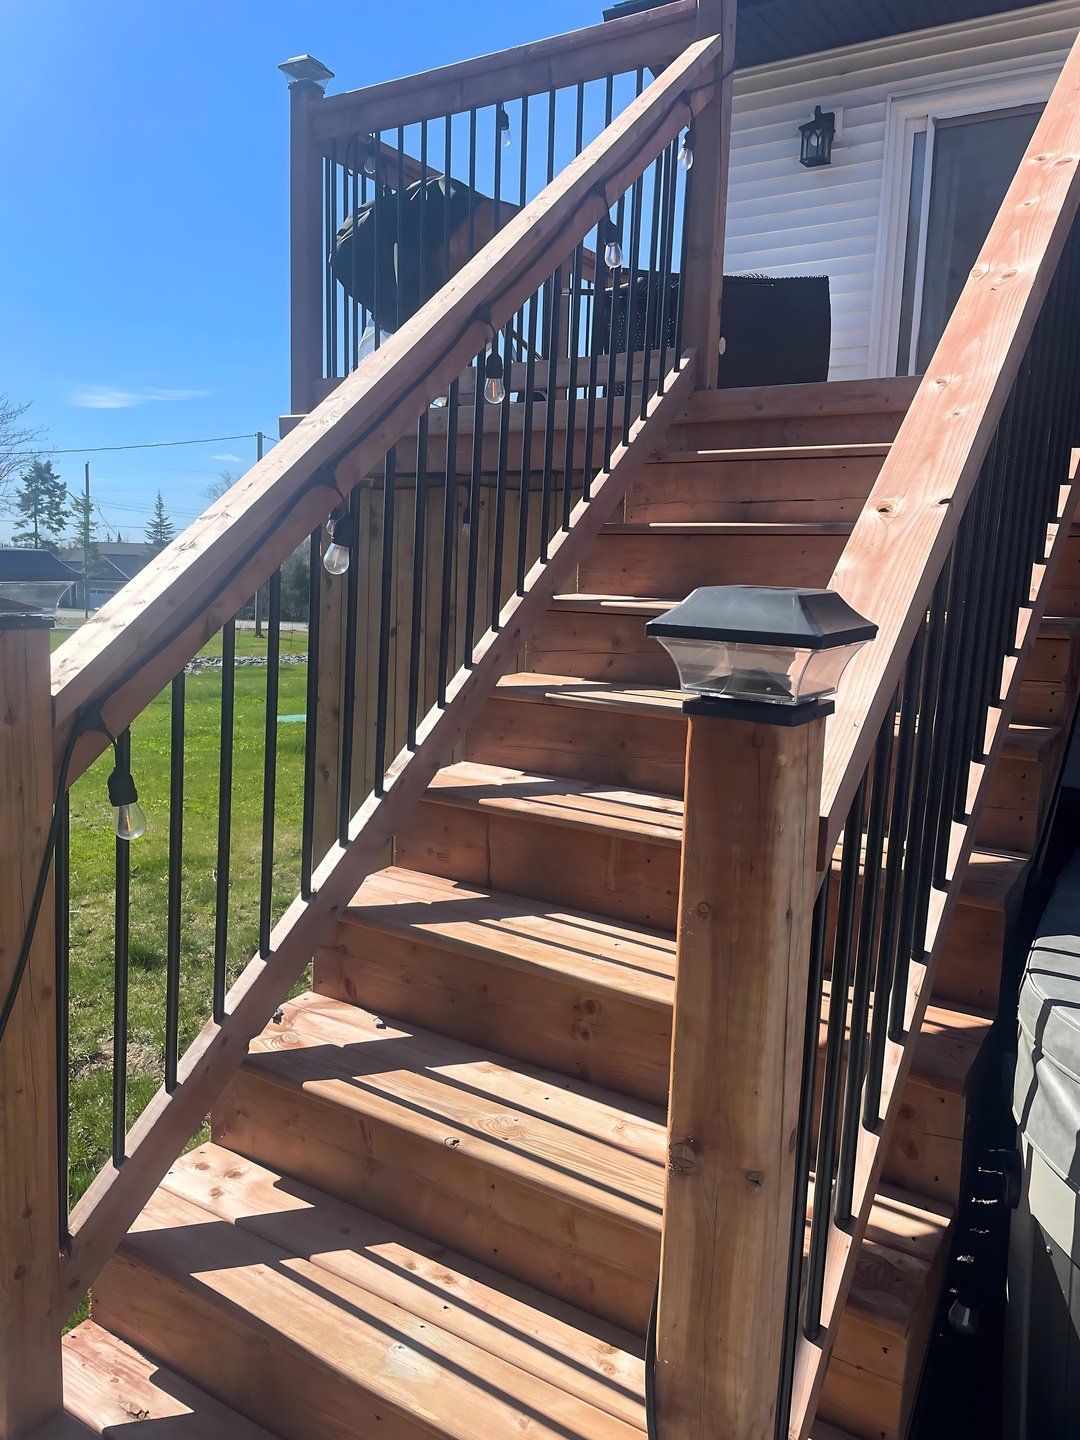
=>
[323,541,351,576]
[655,636,864,706]
[604,240,623,270]
[678,135,694,172]
[484,376,506,405]
[113,802,147,842]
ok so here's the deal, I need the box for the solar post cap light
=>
[646,585,876,715]
[277,55,335,90]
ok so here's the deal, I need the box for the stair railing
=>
[654,29,1080,1440]
[0,24,730,1426]
[783,33,1080,1439]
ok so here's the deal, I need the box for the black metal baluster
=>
[408,416,431,747]
[351,136,361,367]
[213,618,235,1020]
[164,673,185,1091]
[300,532,321,900]
[656,140,678,391]
[639,152,665,421]
[516,294,539,593]
[372,130,384,348]
[889,577,947,1043]
[112,729,132,1166]
[340,140,350,373]
[374,447,398,789]
[491,319,513,629]
[338,485,361,841]
[804,779,865,1336]
[55,791,70,1240]
[622,111,646,445]
[464,350,485,658]
[835,707,894,1227]
[540,267,563,559]
[437,378,460,704]
[562,243,585,528]
[778,881,830,1435]
[329,140,339,377]
[259,572,282,956]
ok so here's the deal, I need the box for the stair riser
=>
[577,531,846,597]
[625,454,885,524]
[1015,679,1070,725]
[395,798,682,929]
[315,935,671,1105]
[464,696,1049,836]
[213,1065,656,1335]
[661,411,904,451]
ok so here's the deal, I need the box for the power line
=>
[4,431,269,459]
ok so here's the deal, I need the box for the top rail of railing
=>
[819,30,1080,863]
[50,30,721,795]
[309,1,697,142]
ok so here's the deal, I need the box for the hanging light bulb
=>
[484,344,506,406]
[603,215,623,270]
[678,122,695,173]
[363,136,379,179]
[497,105,512,150]
[323,509,357,576]
[108,757,146,841]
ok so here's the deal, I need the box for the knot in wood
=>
[747,1171,765,1190]
[669,1139,698,1175]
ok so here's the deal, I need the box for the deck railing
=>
[286,0,701,409]
[0,11,729,1428]
[778,34,1080,1440]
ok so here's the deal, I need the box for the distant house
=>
[59,540,156,610]
[0,548,81,613]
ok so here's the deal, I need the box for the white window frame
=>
[868,64,1062,377]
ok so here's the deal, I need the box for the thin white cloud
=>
[70,385,210,409]
[210,452,243,463]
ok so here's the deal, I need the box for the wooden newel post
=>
[0,613,63,1434]
[655,700,827,1438]
[679,0,737,388]
[281,55,334,417]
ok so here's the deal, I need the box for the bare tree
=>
[0,395,41,498]
[205,469,238,504]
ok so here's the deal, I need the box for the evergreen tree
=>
[145,491,175,551]
[68,489,100,568]
[11,460,67,548]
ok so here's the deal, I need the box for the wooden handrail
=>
[51,32,722,791]
[819,32,1080,865]
[311,1,697,141]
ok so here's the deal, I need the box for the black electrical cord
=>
[0,715,94,1045]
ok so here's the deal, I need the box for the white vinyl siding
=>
[726,1,1080,378]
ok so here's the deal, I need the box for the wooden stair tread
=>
[162,1142,649,1430]
[426,760,683,843]
[105,1179,644,1440]
[493,671,1060,762]
[653,442,893,463]
[234,994,946,1342]
[343,864,677,1003]
[425,760,1025,914]
[47,1322,276,1438]
[602,521,856,535]
[341,867,988,1101]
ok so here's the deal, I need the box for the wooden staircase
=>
[50,379,1080,1440]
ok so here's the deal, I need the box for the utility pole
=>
[82,461,91,620]
[254,431,265,638]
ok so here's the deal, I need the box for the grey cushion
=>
[1015,851,1080,1191]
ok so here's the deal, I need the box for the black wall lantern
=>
[799,106,836,168]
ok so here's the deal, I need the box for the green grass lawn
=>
[63,654,310,1212]
[51,624,309,659]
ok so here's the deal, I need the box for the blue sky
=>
[0,0,599,543]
